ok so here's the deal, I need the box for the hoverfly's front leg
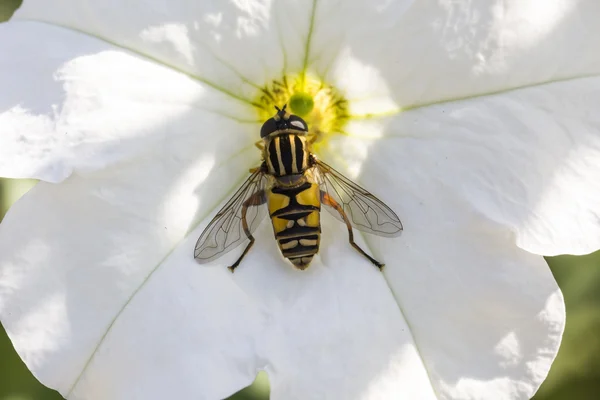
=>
[320,191,385,270]
[250,141,265,172]
[229,190,266,272]
[249,161,268,174]
[307,128,327,146]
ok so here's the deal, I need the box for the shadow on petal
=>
[0,80,266,399]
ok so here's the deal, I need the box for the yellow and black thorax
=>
[264,133,309,176]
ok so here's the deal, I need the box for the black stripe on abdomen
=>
[278,234,320,258]
[273,208,321,239]
[275,224,320,239]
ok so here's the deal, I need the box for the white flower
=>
[1,0,599,399]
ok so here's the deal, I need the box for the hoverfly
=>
[194,105,403,272]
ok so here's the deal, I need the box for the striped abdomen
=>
[265,134,309,176]
[267,181,321,270]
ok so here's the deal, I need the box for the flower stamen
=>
[255,74,349,148]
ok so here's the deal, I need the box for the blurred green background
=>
[0,0,599,399]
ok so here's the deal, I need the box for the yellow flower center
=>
[255,74,349,150]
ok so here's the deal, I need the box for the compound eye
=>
[260,118,278,138]
[289,115,308,131]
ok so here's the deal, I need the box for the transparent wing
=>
[314,159,403,237]
[194,170,269,263]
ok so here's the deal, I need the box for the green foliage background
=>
[0,1,598,399]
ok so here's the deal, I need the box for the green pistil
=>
[289,92,315,116]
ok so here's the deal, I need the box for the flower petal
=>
[0,21,256,182]
[14,0,315,96]
[319,135,565,399]
[243,220,439,399]
[309,0,600,110]
[374,77,600,256]
[0,129,265,398]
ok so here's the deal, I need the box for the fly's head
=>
[260,105,309,139]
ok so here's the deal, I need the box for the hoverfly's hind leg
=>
[320,191,385,270]
[228,190,267,272]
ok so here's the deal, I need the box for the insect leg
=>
[249,161,268,174]
[307,128,326,145]
[306,132,319,145]
[254,140,265,150]
[320,191,385,270]
[228,190,266,272]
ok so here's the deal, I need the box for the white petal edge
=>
[14,0,316,100]
[320,135,565,399]
[249,218,438,400]
[1,102,566,400]
[359,76,600,256]
[0,25,267,392]
[0,21,256,182]
[0,140,267,398]
[82,217,444,400]
[2,151,563,400]
[309,0,600,114]
[13,0,600,122]
[1,108,566,400]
